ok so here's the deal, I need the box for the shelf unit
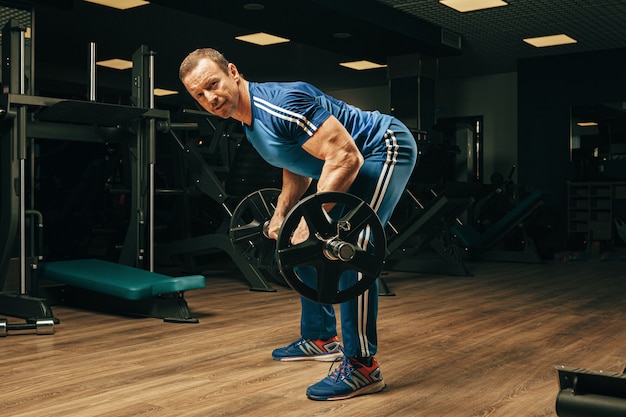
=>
[567,182,626,241]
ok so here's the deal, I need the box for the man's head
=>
[179,48,244,120]
[179,48,229,81]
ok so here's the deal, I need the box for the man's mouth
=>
[213,101,224,113]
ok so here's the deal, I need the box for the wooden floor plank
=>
[1,257,626,416]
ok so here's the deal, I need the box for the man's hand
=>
[267,170,312,240]
[266,214,284,240]
[290,217,310,245]
[267,215,309,245]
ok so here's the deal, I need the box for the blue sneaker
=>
[272,337,342,362]
[306,356,385,400]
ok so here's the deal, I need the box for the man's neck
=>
[233,79,252,126]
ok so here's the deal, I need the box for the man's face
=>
[182,58,240,119]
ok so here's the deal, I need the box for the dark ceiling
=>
[11,0,626,111]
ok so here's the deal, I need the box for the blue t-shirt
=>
[244,81,393,179]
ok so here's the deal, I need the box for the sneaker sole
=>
[307,380,386,401]
[273,352,343,362]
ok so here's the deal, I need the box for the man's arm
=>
[267,115,363,242]
[302,115,364,194]
[266,169,312,239]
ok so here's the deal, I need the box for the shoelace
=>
[327,356,352,382]
[293,338,306,347]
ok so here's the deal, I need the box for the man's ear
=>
[228,62,240,79]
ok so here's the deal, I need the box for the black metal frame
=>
[0,22,187,320]
[385,190,473,276]
[154,117,283,292]
[556,365,626,417]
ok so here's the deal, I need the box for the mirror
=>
[570,102,626,181]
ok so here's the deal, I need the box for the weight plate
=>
[229,188,285,284]
[276,192,386,304]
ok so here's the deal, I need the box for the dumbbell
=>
[0,318,55,336]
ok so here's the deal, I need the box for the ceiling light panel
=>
[84,0,150,10]
[523,34,577,47]
[97,58,133,70]
[235,32,290,46]
[154,88,178,97]
[339,60,387,71]
[439,0,507,13]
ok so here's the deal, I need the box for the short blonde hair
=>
[179,48,229,80]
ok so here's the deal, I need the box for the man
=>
[179,48,418,401]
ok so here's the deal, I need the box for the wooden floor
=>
[2,256,626,417]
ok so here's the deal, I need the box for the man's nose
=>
[202,90,217,106]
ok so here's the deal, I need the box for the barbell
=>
[229,188,386,304]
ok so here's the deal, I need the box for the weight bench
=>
[40,259,205,322]
[451,189,544,263]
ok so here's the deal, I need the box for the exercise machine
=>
[384,141,474,276]
[556,365,626,416]
[450,184,544,264]
[385,187,473,276]
[154,113,284,291]
[0,14,204,323]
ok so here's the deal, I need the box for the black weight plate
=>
[276,192,386,304]
[229,188,281,272]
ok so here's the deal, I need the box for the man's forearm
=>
[275,169,312,217]
[316,153,362,194]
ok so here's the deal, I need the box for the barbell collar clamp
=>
[262,220,271,239]
[323,238,356,262]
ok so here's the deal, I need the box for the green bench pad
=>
[40,259,205,300]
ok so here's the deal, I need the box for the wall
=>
[436,72,518,183]
[328,84,390,113]
[517,47,626,246]
[330,47,626,252]
[330,72,519,185]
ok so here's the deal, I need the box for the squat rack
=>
[0,15,189,321]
